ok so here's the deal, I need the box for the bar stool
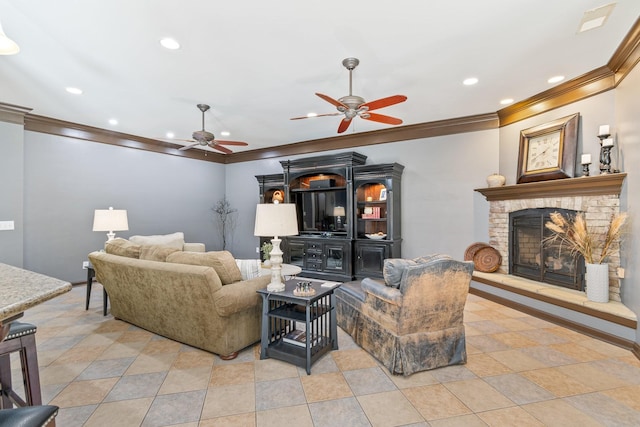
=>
[0,405,58,427]
[0,322,42,409]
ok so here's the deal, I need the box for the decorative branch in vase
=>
[544,211,628,302]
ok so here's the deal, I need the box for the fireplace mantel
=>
[475,173,626,201]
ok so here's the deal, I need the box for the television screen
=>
[294,190,347,234]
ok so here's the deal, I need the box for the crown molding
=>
[24,114,225,163]
[225,113,499,163]
[0,102,33,125]
[498,17,640,127]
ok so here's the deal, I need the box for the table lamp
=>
[254,203,299,292]
[333,206,345,230]
[93,207,129,241]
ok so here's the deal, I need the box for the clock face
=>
[526,131,561,171]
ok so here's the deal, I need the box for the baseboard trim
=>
[469,287,636,352]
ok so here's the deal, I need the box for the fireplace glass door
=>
[509,208,584,290]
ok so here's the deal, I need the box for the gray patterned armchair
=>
[335,255,473,375]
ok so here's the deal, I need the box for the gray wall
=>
[615,64,640,343]
[224,130,498,260]
[18,131,225,282]
[0,120,24,267]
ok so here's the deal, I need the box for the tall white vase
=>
[585,263,609,303]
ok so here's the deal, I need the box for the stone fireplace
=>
[477,174,626,302]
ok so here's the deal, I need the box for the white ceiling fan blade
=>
[178,142,199,151]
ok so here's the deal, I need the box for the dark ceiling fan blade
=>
[290,112,342,120]
[209,143,233,154]
[337,118,353,133]
[361,95,407,111]
[214,140,248,146]
[362,112,403,125]
[316,93,348,109]
[178,142,199,151]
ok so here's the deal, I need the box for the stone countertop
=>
[0,263,72,322]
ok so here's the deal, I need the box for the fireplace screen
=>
[509,208,584,290]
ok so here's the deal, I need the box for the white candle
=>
[598,125,610,136]
[581,153,591,164]
[603,138,614,147]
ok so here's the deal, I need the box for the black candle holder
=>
[582,163,590,177]
[598,134,613,174]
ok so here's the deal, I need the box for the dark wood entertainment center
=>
[256,152,403,281]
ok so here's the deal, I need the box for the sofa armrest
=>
[213,275,271,317]
[183,243,205,252]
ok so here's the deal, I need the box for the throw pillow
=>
[105,238,141,259]
[383,258,417,288]
[139,245,181,262]
[129,232,185,250]
[235,259,261,280]
[166,251,243,285]
[413,253,452,264]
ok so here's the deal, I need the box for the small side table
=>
[84,262,108,316]
[257,279,339,374]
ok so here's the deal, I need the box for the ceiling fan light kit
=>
[292,57,407,133]
[176,104,248,154]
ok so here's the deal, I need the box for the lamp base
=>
[266,282,286,292]
[267,237,285,292]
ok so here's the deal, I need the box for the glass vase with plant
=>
[261,241,273,266]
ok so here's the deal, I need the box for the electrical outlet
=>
[0,220,15,231]
[82,261,89,269]
[256,247,260,253]
[617,267,625,279]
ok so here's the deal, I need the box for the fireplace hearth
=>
[509,208,585,290]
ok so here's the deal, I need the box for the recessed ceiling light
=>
[160,37,180,50]
[548,75,565,84]
[577,3,616,33]
[108,119,118,125]
[166,132,175,139]
[500,98,514,105]
[65,87,83,95]
[463,77,478,86]
[307,113,318,118]
[220,131,230,137]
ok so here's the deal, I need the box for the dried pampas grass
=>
[544,211,628,264]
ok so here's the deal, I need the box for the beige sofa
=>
[88,238,270,359]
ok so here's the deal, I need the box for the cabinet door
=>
[355,182,388,239]
[322,242,349,275]
[288,240,305,268]
[355,242,389,278]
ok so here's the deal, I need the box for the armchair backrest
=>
[397,258,474,334]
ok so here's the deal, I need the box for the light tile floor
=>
[7,284,640,426]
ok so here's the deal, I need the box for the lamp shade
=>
[333,206,346,217]
[93,207,129,232]
[254,203,298,238]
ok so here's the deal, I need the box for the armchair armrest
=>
[183,243,205,252]
[361,278,403,306]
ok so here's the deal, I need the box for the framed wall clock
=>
[516,113,579,183]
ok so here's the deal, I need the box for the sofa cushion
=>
[129,232,185,250]
[166,251,243,285]
[139,245,181,262]
[383,258,417,288]
[105,238,141,259]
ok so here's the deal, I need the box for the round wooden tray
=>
[472,246,502,272]
[464,242,490,261]
[293,288,316,297]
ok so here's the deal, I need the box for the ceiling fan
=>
[291,58,407,133]
[176,104,248,154]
